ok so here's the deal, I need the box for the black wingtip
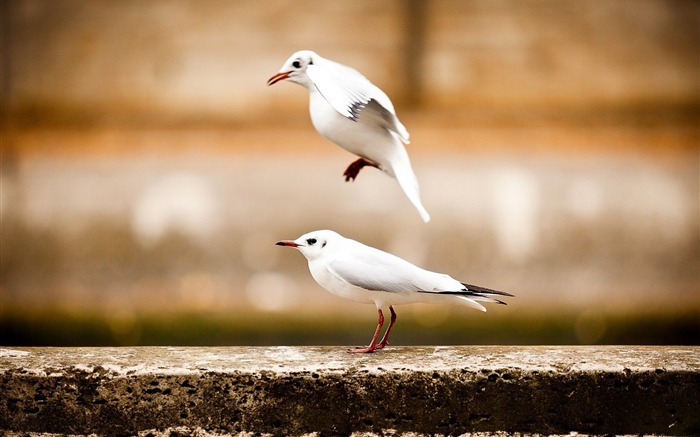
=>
[461,282,514,297]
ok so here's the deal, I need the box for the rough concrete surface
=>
[1,346,698,435]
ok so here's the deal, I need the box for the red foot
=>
[346,306,397,354]
[343,158,376,182]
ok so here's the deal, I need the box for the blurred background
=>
[1,0,698,346]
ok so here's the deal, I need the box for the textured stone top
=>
[1,346,697,375]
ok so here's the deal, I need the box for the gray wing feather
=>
[327,249,426,293]
[360,100,410,144]
[307,62,371,120]
[307,59,409,143]
[326,242,459,293]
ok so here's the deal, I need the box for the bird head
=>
[267,50,317,87]
[276,229,338,261]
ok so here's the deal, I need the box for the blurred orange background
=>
[1,0,698,346]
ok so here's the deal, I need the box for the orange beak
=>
[267,71,290,86]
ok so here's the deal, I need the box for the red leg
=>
[349,308,384,353]
[343,158,377,182]
[376,306,397,350]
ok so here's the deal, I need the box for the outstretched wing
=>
[307,59,409,143]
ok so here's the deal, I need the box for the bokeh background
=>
[2,0,698,346]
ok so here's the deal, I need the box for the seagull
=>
[276,230,513,353]
[267,50,431,223]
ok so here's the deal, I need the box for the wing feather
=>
[323,238,511,310]
[328,256,421,293]
[307,58,409,143]
[326,242,458,293]
[326,243,432,293]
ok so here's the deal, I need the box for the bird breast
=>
[307,260,376,305]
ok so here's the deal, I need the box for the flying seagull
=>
[268,50,431,222]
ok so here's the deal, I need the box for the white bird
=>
[267,50,431,223]
[276,230,513,353]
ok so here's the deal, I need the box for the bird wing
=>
[326,243,449,293]
[326,252,491,312]
[307,59,410,143]
[328,256,422,293]
[323,240,510,312]
[360,100,410,144]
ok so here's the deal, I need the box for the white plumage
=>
[268,50,430,222]
[276,230,512,353]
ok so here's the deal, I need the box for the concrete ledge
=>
[1,346,698,435]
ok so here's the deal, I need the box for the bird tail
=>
[447,283,514,305]
[420,283,513,307]
[387,146,431,223]
[413,284,512,312]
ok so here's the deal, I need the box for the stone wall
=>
[1,347,698,435]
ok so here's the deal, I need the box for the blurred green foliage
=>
[2,308,698,347]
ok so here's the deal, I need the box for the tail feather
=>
[387,147,430,223]
[428,283,513,306]
[432,291,508,306]
[474,296,508,305]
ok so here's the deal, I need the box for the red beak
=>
[275,240,299,247]
[267,71,290,86]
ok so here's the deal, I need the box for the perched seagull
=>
[267,50,431,222]
[276,230,513,353]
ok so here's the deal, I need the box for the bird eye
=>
[292,60,301,69]
[306,238,317,245]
